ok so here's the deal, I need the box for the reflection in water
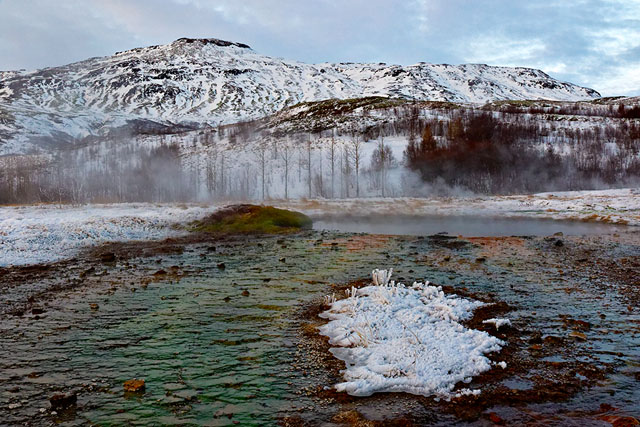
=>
[313,214,631,236]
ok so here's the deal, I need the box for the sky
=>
[0,0,638,96]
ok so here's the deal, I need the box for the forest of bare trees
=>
[404,108,640,194]
[1,102,639,204]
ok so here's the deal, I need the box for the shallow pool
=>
[1,230,638,425]
[313,214,631,236]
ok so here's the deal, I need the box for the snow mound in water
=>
[319,269,505,398]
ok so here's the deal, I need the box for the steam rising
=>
[1,101,638,204]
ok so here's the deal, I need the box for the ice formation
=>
[482,318,512,330]
[319,269,505,398]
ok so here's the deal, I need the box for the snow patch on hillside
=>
[0,37,599,154]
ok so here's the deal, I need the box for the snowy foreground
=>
[319,269,506,398]
[0,203,215,267]
[279,188,640,226]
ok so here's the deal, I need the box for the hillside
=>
[0,37,600,154]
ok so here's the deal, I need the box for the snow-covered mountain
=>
[0,37,600,154]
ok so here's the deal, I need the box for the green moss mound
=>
[191,204,312,234]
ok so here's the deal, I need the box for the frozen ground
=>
[0,203,215,267]
[278,188,640,226]
[319,269,505,398]
[1,188,637,267]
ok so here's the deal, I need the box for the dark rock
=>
[217,263,226,270]
[50,392,77,409]
[554,239,564,247]
[31,307,45,315]
[100,252,116,262]
[80,267,95,277]
[529,331,543,344]
[543,335,563,346]
[279,257,286,263]
[241,290,250,297]
[600,403,616,413]
[488,412,505,425]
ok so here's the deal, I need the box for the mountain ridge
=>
[0,37,600,154]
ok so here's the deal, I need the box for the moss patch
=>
[190,204,312,235]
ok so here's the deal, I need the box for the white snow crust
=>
[0,203,214,267]
[319,269,505,398]
[482,318,512,330]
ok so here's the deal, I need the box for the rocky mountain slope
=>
[0,37,600,154]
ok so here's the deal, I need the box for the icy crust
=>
[483,318,512,330]
[0,203,214,267]
[319,270,505,398]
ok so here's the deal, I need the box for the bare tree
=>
[342,144,351,198]
[318,143,324,197]
[219,152,225,199]
[328,135,337,198]
[350,136,362,198]
[371,134,394,197]
[254,142,268,201]
[206,139,218,198]
[280,141,293,200]
[306,136,313,198]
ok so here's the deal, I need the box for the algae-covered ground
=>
[190,204,312,234]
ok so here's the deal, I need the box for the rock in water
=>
[569,331,587,341]
[100,252,116,262]
[123,378,145,393]
[49,392,77,409]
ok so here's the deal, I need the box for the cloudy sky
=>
[0,0,638,96]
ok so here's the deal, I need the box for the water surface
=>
[313,214,631,236]
[1,230,638,425]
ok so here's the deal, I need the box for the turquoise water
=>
[0,233,431,425]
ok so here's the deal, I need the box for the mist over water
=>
[313,215,631,236]
[2,102,639,204]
